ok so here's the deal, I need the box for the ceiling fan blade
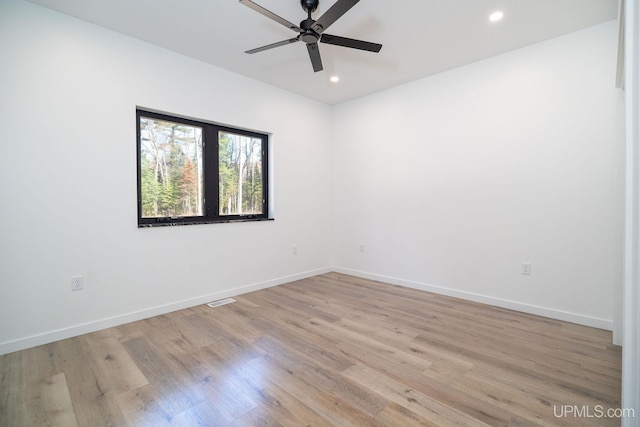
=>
[246,38,300,54]
[320,33,382,53]
[307,43,323,72]
[312,0,360,33]
[239,0,302,32]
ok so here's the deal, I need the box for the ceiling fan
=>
[239,0,382,72]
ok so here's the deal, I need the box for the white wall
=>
[622,0,640,423]
[0,0,332,354]
[331,21,624,330]
[0,0,624,355]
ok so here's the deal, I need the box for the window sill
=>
[138,217,274,228]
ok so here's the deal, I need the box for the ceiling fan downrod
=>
[300,0,319,14]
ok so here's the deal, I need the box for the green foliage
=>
[139,118,263,219]
[218,132,263,215]
[140,159,159,216]
[139,118,203,218]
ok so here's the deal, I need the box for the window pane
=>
[139,117,203,218]
[219,131,263,216]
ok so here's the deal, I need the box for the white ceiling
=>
[25,0,618,105]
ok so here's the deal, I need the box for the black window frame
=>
[136,109,270,227]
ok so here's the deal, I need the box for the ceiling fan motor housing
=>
[300,18,320,43]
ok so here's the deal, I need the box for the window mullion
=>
[204,124,219,220]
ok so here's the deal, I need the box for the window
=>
[136,109,269,227]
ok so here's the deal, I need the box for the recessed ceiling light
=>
[330,75,340,83]
[489,11,504,22]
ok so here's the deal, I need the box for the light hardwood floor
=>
[0,273,622,426]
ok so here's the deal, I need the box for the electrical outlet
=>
[71,275,84,291]
[292,245,298,255]
[359,243,365,253]
[521,262,531,275]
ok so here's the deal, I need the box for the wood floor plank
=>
[197,349,333,427]
[48,336,128,427]
[231,407,287,427]
[236,305,355,373]
[0,272,622,426]
[8,345,64,427]
[254,285,342,323]
[200,303,264,343]
[0,351,26,427]
[413,330,619,405]
[253,334,387,417]
[84,331,149,395]
[121,337,205,417]
[334,316,475,375]
[245,354,389,427]
[343,362,494,427]
[170,399,231,426]
[27,372,78,427]
[461,365,620,426]
[115,384,173,427]
[377,401,443,427]
[220,368,333,427]
[160,337,257,422]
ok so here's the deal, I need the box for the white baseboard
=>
[1,265,613,355]
[0,267,332,355]
[332,267,614,331]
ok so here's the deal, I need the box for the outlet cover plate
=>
[71,275,84,291]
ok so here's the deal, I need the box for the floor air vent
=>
[207,298,236,308]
